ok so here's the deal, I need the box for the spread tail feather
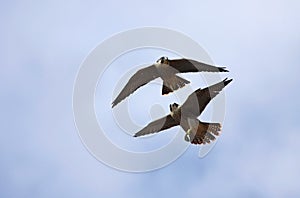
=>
[185,119,222,145]
[162,75,190,95]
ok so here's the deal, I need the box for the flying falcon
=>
[133,78,232,145]
[111,56,228,107]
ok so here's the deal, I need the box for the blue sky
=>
[1,0,300,197]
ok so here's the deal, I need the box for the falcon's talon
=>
[184,129,192,142]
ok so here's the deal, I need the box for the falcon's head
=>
[156,56,169,64]
[169,103,179,112]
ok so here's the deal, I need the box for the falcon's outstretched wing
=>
[112,65,160,107]
[180,78,232,117]
[133,115,179,137]
[169,58,228,73]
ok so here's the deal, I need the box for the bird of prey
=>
[133,78,232,145]
[111,56,228,107]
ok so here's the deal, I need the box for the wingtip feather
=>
[111,101,117,108]
[223,78,233,86]
[219,67,229,72]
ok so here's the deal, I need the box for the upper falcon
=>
[112,56,228,108]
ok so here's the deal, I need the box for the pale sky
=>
[1,0,300,197]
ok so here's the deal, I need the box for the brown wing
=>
[133,115,179,137]
[169,58,228,73]
[180,78,232,117]
[112,65,160,107]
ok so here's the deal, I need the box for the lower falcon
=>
[133,78,232,145]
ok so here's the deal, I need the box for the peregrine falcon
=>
[133,78,232,145]
[111,56,228,107]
